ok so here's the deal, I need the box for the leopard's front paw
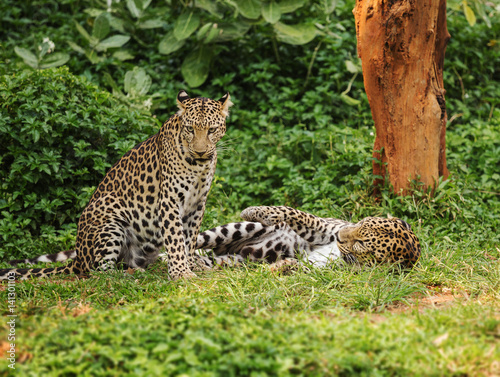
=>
[174,271,197,280]
[269,258,311,275]
[169,268,197,280]
[240,206,284,226]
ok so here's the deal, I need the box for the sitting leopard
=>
[0,90,233,281]
[4,206,421,276]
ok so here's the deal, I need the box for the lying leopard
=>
[233,206,421,268]
[0,90,233,281]
[3,206,420,278]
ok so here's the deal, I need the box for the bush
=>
[0,67,158,257]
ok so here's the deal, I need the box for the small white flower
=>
[464,93,469,99]
[142,98,153,110]
[42,37,55,53]
[370,132,374,136]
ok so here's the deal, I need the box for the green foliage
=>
[448,0,500,27]
[0,67,157,257]
[67,0,336,87]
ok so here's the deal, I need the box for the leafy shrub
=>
[444,7,500,122]
[0,67,157,257]
[70,0,334,87]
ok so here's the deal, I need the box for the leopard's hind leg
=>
[74,219,155,275]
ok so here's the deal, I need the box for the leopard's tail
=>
[0,262,76,281]
[7,250,76,266]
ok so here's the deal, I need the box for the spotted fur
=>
[5,206,421,275]
[0,90,232,281]
[238,206,421,267]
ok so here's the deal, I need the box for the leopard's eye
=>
[185,126,194,133]
[208,127,217,134]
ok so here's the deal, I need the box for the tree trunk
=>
[353,0,450,194]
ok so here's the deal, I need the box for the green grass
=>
[1,239,499,376]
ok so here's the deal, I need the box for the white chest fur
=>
[306,242,341,267]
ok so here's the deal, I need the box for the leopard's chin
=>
[191,153,214,162]
[185,155,213,165]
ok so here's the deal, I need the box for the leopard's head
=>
[177,90,232,162]
[337,217,421,267]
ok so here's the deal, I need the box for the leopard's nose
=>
[193,150,206,158]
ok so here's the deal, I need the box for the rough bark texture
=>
[353,0,450,194]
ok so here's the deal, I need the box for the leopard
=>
[4,205,421,276]
[234,206,421,268]
[192,206,421,269]
[0,90,233,281]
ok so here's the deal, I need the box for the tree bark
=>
[353,0,450,194]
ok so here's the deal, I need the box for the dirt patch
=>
[0,341,34,365]
[367,287,469,322]
[55,301,93,318]
[389,288,459,314]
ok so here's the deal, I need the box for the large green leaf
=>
[126,0,142,18]
[74,21,96,45]
[174,11,201,41]
[158,32,186,55]
[196,23,222,44]
[463,2,476,27]
[138,19,165,29]
[274,22,317,45]
[204,25,220,43]
[181,46,213,88]
[96,35,130,51]
[195,0,223,17]
[113,50,135,61]
[216,22,251,42]
[39,53,70,69]
[92,13,110,40]
[124,67,152,96]
[197,23,214,40]
[278,0,306,13]
[14,47,38,69]
[67,41,86,55]
[109,15,126,33]
[232,0,261,19]
[262,1,281,24]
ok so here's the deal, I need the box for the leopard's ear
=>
[218,92,233,117]
[391,217,412,231]
[177,90,190,115]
